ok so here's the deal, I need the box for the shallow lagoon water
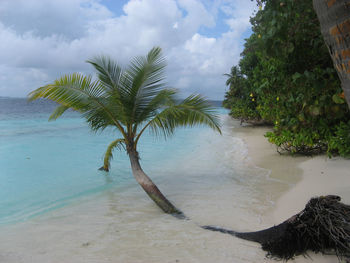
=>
[0,98,219,224]
[0,98,288,262]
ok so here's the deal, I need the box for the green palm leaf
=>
[126,47,167,124]
[100,138,125,171]
[28,73,127,136]
[86,56,123,93]
[136,94,221,143]
[49,104,70,121]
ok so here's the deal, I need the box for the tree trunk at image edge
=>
[313,0,350,108]
[128,150,184,217]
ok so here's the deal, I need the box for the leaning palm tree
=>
[28,47,221,216]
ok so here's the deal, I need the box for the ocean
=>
[0,97,287,262]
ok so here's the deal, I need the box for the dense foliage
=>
[223,0,350,156]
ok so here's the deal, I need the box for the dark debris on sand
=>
[262,195,350,261]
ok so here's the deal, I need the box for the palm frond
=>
[135,88,178,124]
[135,94,221,144]
[28,73,127,136]
[87,56,129,124]
[123,47,167,124]
[101,138,125,171]
[177,95,221,133]
[86,56,122,93]
[28,73,103,108]
[49,104,70,121]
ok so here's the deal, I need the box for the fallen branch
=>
[203,195,350,261]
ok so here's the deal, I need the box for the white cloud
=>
[185,33,216,54]
[0,65,50,96]
[0,0,112,38]
[177,0,215,33]
[0,0,256,99]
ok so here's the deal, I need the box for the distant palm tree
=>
[223,66,246,105]
[224,66,244,97]
[28,47,221,216]
[224,66,242,88]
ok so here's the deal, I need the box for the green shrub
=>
[223,0,350,157]
[328,121,350,158]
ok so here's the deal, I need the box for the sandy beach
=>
[1,116,349,263]
[235,121,350,263]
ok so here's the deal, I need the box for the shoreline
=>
[234,120,350,262]
[1,116,349,262]
[0,116,278,263]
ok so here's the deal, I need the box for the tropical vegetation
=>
[223,0,350,157]
[28,47,221,215]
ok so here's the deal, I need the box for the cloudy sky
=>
[0,0,257,100]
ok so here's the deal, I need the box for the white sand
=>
[235,123,350,263]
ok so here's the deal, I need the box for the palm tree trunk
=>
[128,149,185,217]
[313,0,350,108]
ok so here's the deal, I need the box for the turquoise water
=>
[0,98,227,224]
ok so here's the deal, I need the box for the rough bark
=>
[128,149,185,218]
[313,0,350,108]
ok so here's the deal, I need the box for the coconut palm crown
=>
[28,47,221,215]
